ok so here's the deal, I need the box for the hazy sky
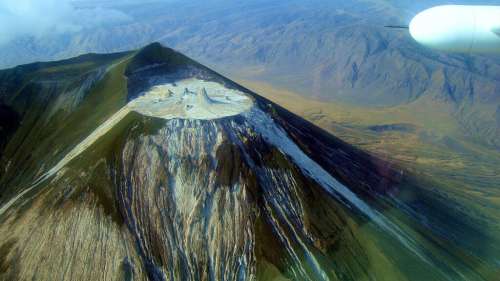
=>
[0,0,496,53]
[0,0,132,46]
[0,0,483,47]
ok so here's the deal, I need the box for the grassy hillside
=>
[0,51,134,198]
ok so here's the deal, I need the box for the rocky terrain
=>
[0,43,499,281]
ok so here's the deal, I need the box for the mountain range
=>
[0,0,499,148]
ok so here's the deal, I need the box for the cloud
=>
[0,0,132,46]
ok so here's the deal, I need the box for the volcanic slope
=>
[0,43,498,281]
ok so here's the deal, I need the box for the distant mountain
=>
[0,43,498,280]
[0,0,499,147]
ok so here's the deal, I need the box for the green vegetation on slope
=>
[0,43,498,281]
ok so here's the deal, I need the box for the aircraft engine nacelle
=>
[409,5,500,53]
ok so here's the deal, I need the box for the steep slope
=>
[0,43,498,281]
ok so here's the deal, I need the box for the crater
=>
[128,79,254,120]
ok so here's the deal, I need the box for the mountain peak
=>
[0,44,492,281]
[126,42,195,75]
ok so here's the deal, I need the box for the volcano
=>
[0,43,496,281]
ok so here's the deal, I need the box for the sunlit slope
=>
[0,43,498,281]
[0,51,131,195]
